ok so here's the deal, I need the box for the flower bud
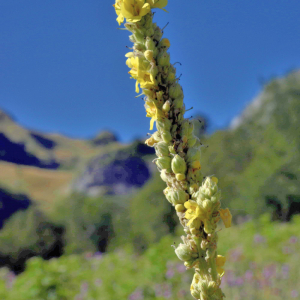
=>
[167,72,176,82]
[160,169,169,183]
[161,132,172,143]
[153,26,163,41]
[169,83,183,99]
[145,136,156,147]
[171,155,187,174]
[165,189,188,205]
[187,136,197,148]
[133,31,145,44]
[159,38,170,49]
[157,52,170,66]
[173,97,183,109]
[155,141,169,157]
[145,37,156,51]
[156,156,171,171]
[176,173,186,181]
[191,160,201,170]
[149,64,158,78]
[175,204,185,212]
[168,145,176,154]
[162,100,171,113]
[175,243,194,262]
[151,131,162,142]
[156,119,172,132]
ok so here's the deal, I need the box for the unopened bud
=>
[169,83,183,99]
[168,145,176,154]
[165,189,188,205]
[159,38,170,49]
[157,52,170,67]
[173,97,183,109]
[155,141,169,157]
[175,243,194,262]
[156,119,172,132]
[187,136,197,148]
[176,173,186,181]
[156,156,171,171]
[161,132,172,143]
[171,155,187,174]
[145,37,156,51]
[167,72,176,82]
[162,100,171,113]
[191,160,201,170]
[145,136,156,147]
[175,204,185,212]
[160,169,169,183]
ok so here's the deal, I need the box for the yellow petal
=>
[150,117,155,130]
[219,208,232,228]
[140,3,151,17]
[116,13,124,25]
[216,255,226,267]
[135,81,140,93]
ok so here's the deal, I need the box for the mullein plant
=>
[113,1,232,299]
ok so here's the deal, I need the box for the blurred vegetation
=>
[0,71,300,298]
[0,215,299,299]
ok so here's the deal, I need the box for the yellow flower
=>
[145,101,159,130]
[146,0,168,11]
[219,208,232,228]
[216,255,226,277]
[127,56,155,93]
[113,0,125,25]
[184,200,203,229]
[121,0,151,23]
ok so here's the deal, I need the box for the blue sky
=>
[1,0,300,142]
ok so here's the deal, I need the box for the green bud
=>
[165,189,187,205]
[156,119,172,132]
[171,155,187,174]
[162,132,172,143]
[144,50,153,62]
[168,145,176,154]
[173,97,184,109]
[145,27,154,37]
[133,31,145,44]
[180,120,190,137]
[175,243,195,262]
[151,131,162,142]
[160,169,169,183]
[157,52,170,67]
[159,38,171,49]
[156,156,171,171]
[162,100,171,113]
[155,141,170,157]
[169,83,183,99]
[149,63,158,78]
[145,37,156,51]
[153,26,163,41]
[187,135,197,148]
[171,124,178,135]
[176,173,186,181]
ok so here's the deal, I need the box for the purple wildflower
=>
[244,270,253,281]
[235,277,244,286]
[129,288,144,300]
[289,236,298,244]
[281,264,290,279]
[291,290,299,298]
[176,263,186,273]
[253,234,266,244]
[165,269,175,279]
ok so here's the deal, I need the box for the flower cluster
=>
[113,2,232,299]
